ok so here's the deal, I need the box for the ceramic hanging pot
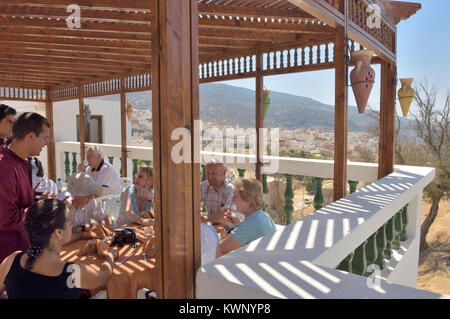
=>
[263,89,271,119]
[350,50,375,114]
[398,78,415,117]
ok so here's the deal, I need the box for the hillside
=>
[100,83,413,133]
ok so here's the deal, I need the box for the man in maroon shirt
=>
[0,104,16,146]
[0,112,50,263]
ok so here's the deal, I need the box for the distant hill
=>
[97,83,413,133]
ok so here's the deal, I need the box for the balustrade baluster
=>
[364,233,378,276]
[400,205,408,241]
[132,159,139,182]
[284,174,294,225]
[383,218,394,259]
[374,225,387,269]
[351,240,367,276]
[71,153,78,174]
[337,251,354,273]
[262,174,269,211]
[64,152,70,181]
[348,180,358,193]
[201,165,207,181]
[392,211,402,249]
[313,177,324,209]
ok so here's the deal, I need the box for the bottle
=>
[30,158,37,177]
[57,178,62,194]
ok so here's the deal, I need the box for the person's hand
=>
[35,193,56,200]
[141,218,154,227]
[77,162,87,172]
[223,210,242,225]
[135,186,153,201]
[200,213,209,224]
[108,248,119,260]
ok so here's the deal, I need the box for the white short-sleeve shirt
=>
[67,198,107,228]
[86,159,122,197]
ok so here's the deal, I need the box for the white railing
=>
[52,141,446,298]
[55,141,379,183]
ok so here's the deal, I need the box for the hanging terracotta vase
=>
[350,50,375,114]
[126,101,133,121]
[398,78,415,117]
[263,89,271,119]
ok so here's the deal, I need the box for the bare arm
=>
[123,192,153,226]
[74,250,117,290]
[216,236,242,258]
[0,251,21,295]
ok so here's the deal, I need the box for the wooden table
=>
[61,225,156,299]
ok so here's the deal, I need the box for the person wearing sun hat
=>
[63,172,112,242]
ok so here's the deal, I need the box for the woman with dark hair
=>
[0,199,118,299]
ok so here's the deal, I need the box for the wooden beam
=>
[120,78,128,178]
[0,40,151,57]
[199,17,334,34]
[0,0,153,10]
[378,60,396,179]
[0,81,50,89]
[0,53,150,69]
[0,25,150,41]
[198,3,313,19]
[0,57,136,73]
[0,5,152,22]
[152,0,200,299]
[333,26,348,201]
[0,33,150,49]
[0,46,151,63]
[255,52,263,183]
[45,92,56,182]
[0,16,151,33]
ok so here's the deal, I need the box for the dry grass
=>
[417,199,450,296]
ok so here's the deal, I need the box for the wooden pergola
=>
[0,0,420,298]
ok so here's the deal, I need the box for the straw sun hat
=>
[65,172,103,197]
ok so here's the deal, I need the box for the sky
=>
[221,0,450,115]
[3,0,449,116]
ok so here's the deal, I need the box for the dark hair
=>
[29,156,44,177]
[24,199,68,270]
[12,112,50,141]
[0,104,16,121]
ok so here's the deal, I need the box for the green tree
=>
[411,81,450,251]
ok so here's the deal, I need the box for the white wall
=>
[53,98,131,145]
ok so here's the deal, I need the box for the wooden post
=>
[120,78,128,178]
[378,61,396,179]
[78,85,86,162]
[255,52,264,183]
[333,26,348,201]
[152,0,200,299]
[45,91,56,182]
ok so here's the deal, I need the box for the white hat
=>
[65,172,103,197]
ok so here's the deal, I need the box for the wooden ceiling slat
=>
[0,4,151,22]
[0,25,150,41]
[198,3,312,19]
[0,34,150,49]
[199,17,333,33]
[0,0,152,10]
[0,58,136,74]
[0,16,151,33]
[0,53,150,68]
[2,46,151,62]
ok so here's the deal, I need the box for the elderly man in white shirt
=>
[77,145,122,197]
[64,172,113,242]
